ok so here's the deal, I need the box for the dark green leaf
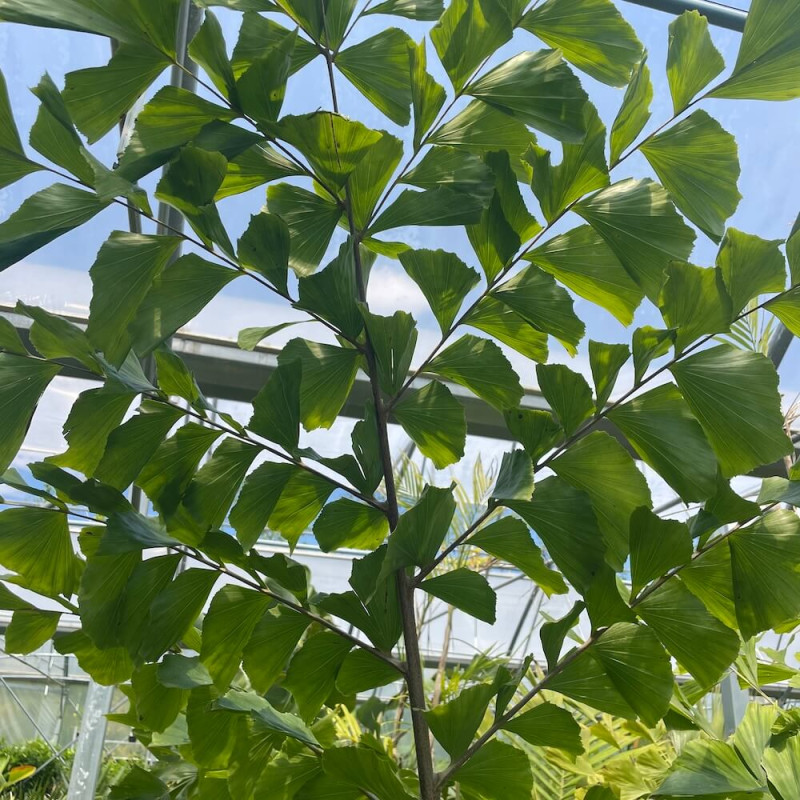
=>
[492,449,533,503]
[575,178,696,303]
[217,142,301,200]
[370,186,485,234]
[465,297,549,362]
[54,629,133,686]
[5,609,61,654]
[522,0,642,86]
[250,361,302,453]
[428,334,523,410]
[230,462,294,549]
[189,10,235,99]
[503,702,583,753]
[238,212,290,293]
[231,11,317,78]
[452,740,532,800]
[158,654,213,689]
[536,363,593,436]
[243,608,310,693]
[609,384,718,502]
[610,56,652,164]
[337,29,413,125]
[313,499,389,552]
[131,663,185,733]
[322,746,414,800]
[470,517,567,595]
[336,649,401,694]
[366,0,442,19]
[427,683,495,758]
[0,68,42,188]
[0,316,27,355]
[347,132,404,229]
[0,355,60,473]
[666,10,724,114]
[98,511,179,555]
[420,568,496,623]
[392,381,467,469]
[237,322,300,351]
[671,345,792,477]
[540,600,584,669]
[552,432,651,569]
[409,39,446,150]
[403,146,494,205]
[267,469,336,549]
[589,340,630,409]
[641,111,740,243]
[0,184,107,272]
[628,506,691,597]
[361,308,417,395]
[16,302,99,372]
[503,408,561,461]
[632,326,675,383]
[468,50,589,143]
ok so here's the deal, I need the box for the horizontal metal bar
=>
[621,0,747,32]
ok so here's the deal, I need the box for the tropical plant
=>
[0,0,800,797]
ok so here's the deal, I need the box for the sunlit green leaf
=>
[503,702,583,753]
[313,499,389,552]
[452,740,532,800]
[610,57,652,164]
[420,568,496,623]
[427,683,495,758]
[536,364,593,436]
[465,297,549,362]
[409,39,446,150]
[0,68,42,188]
[370,186,485,234]
[589,340,630,409]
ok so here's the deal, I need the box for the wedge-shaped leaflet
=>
[230,462,294,549]
[409,39,446,149]
[337,29,413,125]
[366,0,442,19]
[265,470,336,549]
[552,432,651,570]
[403,146,494,205]
[656,739,766,796]
[503,702,583,753]
[313,499,389,552]
[200,585,270,689]
[492,265,584,354]
[139,568,219,661]
[370,186,485,234]
[231,11,318,78]
[540,600,583,669]
[470,517,566,595]
[609,384,718,502]
[335,648,401,695]
[529,105,609,223]
[468,50,589,143]
[430,0,512,92]
[217,142,300,199]
[130,664,185,734]
[243,609,309,693]
[527,226,643,326]
[6,609,61,655]
[609,57,652,164]
[465,298,548,362]
[250,361,301,453]
[767,287,800,337]
[452,741,532,800]
[55,629,133,686]
[0,69,41,189]
[574,178,696,303]
[129,254,238,356]
[284,631,352,722]
[86,233,180,366]
[322,746,415,800]
[729,509,800,639]
[709,0,800,101]
[0,355,60,473]
[392,381,466,468]
[670,345,792,477]
[347,132,403,228]
[632,325,674,383]
[238,213,289,293]
[666,11,724,114]
[428,334,523,410]
[279,338,361,430]
[16,303,99,373]
[0,184,108,271]
[426,683,495,758]
[491,450,533,505]
[637,577,739,689]
[641,111,740,243]
[522,0,642,86]
[383,485,455,573]
[360,308,417,395]
[267,184,341,276]
[536,364,593,437]
[506,477,605,594]
[764,735,800,800]
[589,341,630,409]
[717,228,785,316]
[399,249,479,333]
[681,543,737,630]
[188,10,235,99]
[0,508,81,597]
[503,408,561,461]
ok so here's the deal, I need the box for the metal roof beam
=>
[621,0,747,32]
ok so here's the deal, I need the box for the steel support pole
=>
[620,0,746,32]
[720,671,749,735]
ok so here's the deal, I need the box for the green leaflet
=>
[609,57,652,164]
[535,363,593,436]
[336,28,413,125]
[465,297,549,362]
[366,0,442,19]
[428,334,523,410]
[0,355,60,473]
[322,746,415,800]
[430,0,513,93]
[420,567,497,622]
[503,702,583,753]
[492,265,584,354]
[588,340,630,410]
[426,683,495,758]
[391,380,467,468]
[238,213,290,293]
[398,248,479,333]
[763,734,800,800]
[403,146,494,205]
[609,384,718,502]
[670,345,792,477]
[0,316,27,355]
[767,287,800,337]
[266,470,336,550]
[540,600,583,669]
[230,462,294,549]
[243,608,310,693]
[370,186,485,234]
[409,38,446,150]
[5,609,61,654]
[0,184,108,272]
[54,629,134,686]
[632,325,675,383]
[200,585,271,688]
[666,11,724,114]
[470,517,567,596]
[267,183,342,276]
[574,178,696,303]
[641,111,741,243]
[231,12,317,79]
[637,577,739,689]
[503,407,561,461]
[491,449,533,504]
[217,141,300,199]
[681,543,737,630]
[16,302,99,372]
[335,648,401,695]
[86,232,180,366]
[552,431,651,570]
[0,508,81,597]
[521,0,642,87]
[709,0,800,101]
[360,308,418,395]
[451,740,532,800]
[189,10,236,100]
[0,68,42,189]
[274,0,356,49]
[717,228,786,316]
[131,664,185,734]
[250,361,302,453]
[527,225,643,326]
[313,499,389,552]
[529,104,609,223]
[278,338,361,430]
[468,50,589,143]
[729,509,800,639]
